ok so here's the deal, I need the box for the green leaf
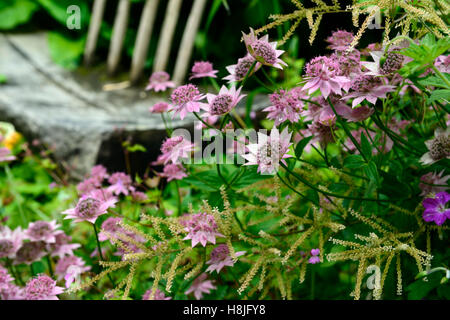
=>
[295,136,313,159]
[232,167,271,189]
[0,74,6,84]
[427,89,450,104]
[0,0,38,30]
[47,32,85,70]
[418,74,450,89]
[363,161,379,186]
[343,155,365,169]
[360,132,372,160]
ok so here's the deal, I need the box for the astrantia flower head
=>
[14,241,46,265]
[344,75,395,108]
[182,212,224,247]
[145,71,175,92]
[0,265,14,287]
[170,84,206,120]
[25,220,63,244]
[155,135,195,165]
[243,127,292,175]
[326,30,354,51]
[242,28,287,69]
[422,191,450,226]
[362,49,405,76]
[434,55,450,73]
[263,88,305,125]
[107,172,133,196]
[158,164,187,182]
[0,226,25,259]
[142,288,171,300]
[185,273,216,300]
[419,170,450,196]
[224,54,262,83]
[204,86,245,116]
[25,274,64,300]
[206,244,246,274]
[420,127,450,165]
[303,56,351,99]
[189,61,218,80]
[55,255,90,288]
[149,102,171,113]
[48,233,80,258]
[62,190,117,224]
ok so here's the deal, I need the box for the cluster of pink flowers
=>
[0,220,89,299]
[182,212,224,247]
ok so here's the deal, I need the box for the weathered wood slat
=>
[173,0,207,85]
[130,0,160,84]
[107,0,131,75]
[152,0,183,73]
[84,0,107,66]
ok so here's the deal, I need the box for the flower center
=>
[380,51,403,75]
[429,135,450,161]
[0,239,13,257]
[352,75,383,92]
[76,198,101,219]
[171,84,200,105]
[257,140,282,165]
[235,56,255,80]
[210,94,233,115]
[251,40,277,65]
[30,221,51,238]
[210,244,229,262]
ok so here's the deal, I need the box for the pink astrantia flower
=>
[142,288,171,300]
[263,88,305,125]
[155,136,195,165]
[206,244,246,274]
[14,241,46,265]
[302,56,351,99]
[0,147,15,163]
[361,50,404,76]
[338,104,374,122]
[422,191,450,226]
[189,61,218,80]
[47,233,81,258]
[76,165,109,195]
[326,30,354,51]
[182,212,224,247]
[25,220,63,244]
[149,102,171,113]
[170,84,206,120]
[224,54,262,83]
[185,273,216,300]
[62,189,117,224]
[25,274,64,300]
[158,164,187,182]
[243,127,292,174]
[0,265,14,289]
[343,75,395,108]
[242,28,287,69]
[419,170,450,197]
[145,71,175,92]
[420,127,450,165]
[308,248,320,264]
[107,172,133,196]
[0,226,25,259]
[204,85,246,116]
[434,55,450,73]
[55,255,90,288]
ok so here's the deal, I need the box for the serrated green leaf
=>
[343,154,365,169]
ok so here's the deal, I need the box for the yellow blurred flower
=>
[3,131,22,150]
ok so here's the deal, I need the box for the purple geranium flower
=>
[422,191,450,226]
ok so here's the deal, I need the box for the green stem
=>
[240,61,257,88]
[174,180,182,216]
[46,255,54,277]
[92,223,115,286]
